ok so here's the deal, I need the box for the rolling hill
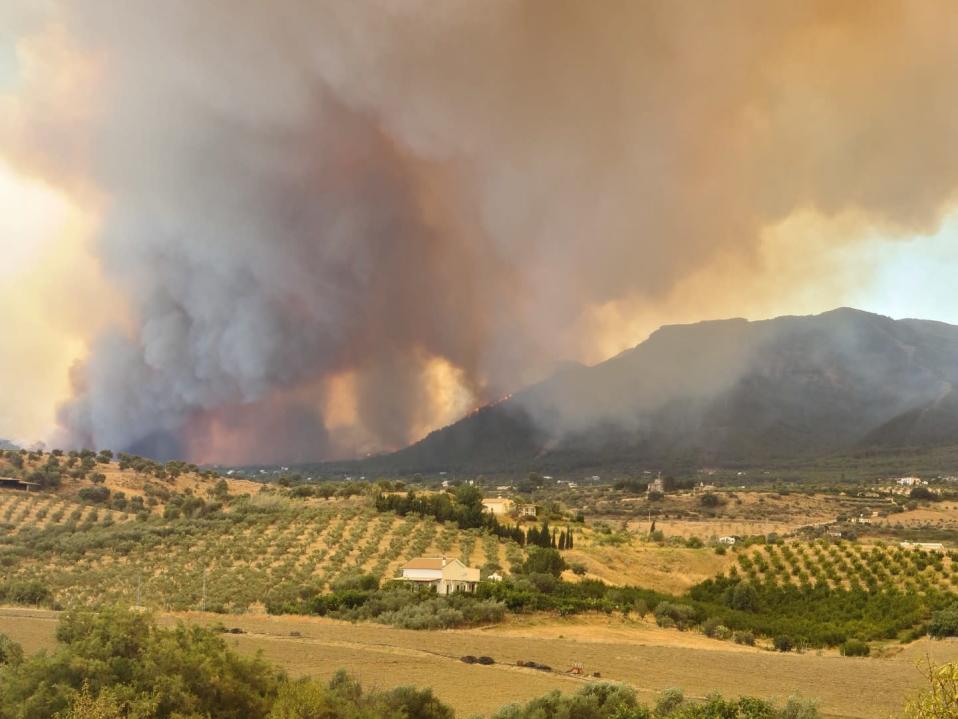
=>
[349,308,958,473]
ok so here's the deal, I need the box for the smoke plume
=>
[3,1,958,461]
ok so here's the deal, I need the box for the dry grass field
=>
[562,542,732,593]
[1,606,951,718]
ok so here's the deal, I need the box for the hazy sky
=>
[2,2,958,459]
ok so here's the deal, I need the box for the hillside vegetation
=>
[0,490,522,612]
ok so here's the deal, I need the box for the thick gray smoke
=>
[4,1,958,461]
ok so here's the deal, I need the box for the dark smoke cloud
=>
[4,1,958,461]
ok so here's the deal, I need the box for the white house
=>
[518,504,538,517]
[718,536,737,545]
[481,497,515,516]
[399,557,481,594]
[897,476,926,487]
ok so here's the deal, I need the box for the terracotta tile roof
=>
[402,557,448,570]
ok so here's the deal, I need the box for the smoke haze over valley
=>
[3,2,958,463]
[352,308,958,473]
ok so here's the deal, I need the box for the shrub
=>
[903,661,958,719]
[0,607,282,718]
[654,602,697,631]
[779,696,821,719]
[699,493,721,508]
[701,617,723,638]
[839,639,870,657]
[77,486,110,504]
[929,602,958,638]
[0,634,23,665]
[654,688,685,717]
[713,625,732,641]
[522,548,567,578]
[331,574,380,592]
[773,635,795,653]
[727,581,759,612]
[733,630,756,646]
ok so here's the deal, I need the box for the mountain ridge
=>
[333,308,958,474]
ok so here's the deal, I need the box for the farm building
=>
[481,497,514,515]
[398,556,481,594]
[896,476,926,487]
[518,504,537,517]
[647,477,665,494]
[0,477,39,491]
[718,536,737,545]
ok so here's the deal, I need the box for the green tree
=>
[522,547,567,577]
[929,602,958,638]
[0,634,23,666]
[0,608,282,719]
[54,682,123,719]
[728,582,759,612]
[902,661,958,719]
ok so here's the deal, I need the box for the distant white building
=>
[647,477,665,494]
[897,477,926,487]
[399,557,480,594]
[518,504,538,517]
[481,497,514,516]
[718,536,737,545]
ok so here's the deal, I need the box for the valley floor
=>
[2,607,954,718]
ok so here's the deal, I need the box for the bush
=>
[733,630,756,646]
[726,581,759,612]
[713,625,732,641]
[654,602,697,631]
[0,579,51,606]
[902,662,958,719]
[0,634,23,666]
[773,635,795,653]
[839,639,870,657]
[0,607,282,718]
[699,493,722,508]
[701,617,723,638]
[929,602,958,638]
[77,486,110,504]
[654,688,685,716]
[522,548,567,578]
[331,574,380,592]
[779,696,821,719]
